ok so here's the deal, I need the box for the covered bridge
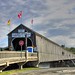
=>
[0,24,75,72]
[8,24,75,68]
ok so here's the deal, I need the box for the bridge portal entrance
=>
[8,24,36,51]
[12,38,32,51]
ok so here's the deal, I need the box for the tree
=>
[61,45,65,48]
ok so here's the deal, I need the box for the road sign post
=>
[19,40,24,58]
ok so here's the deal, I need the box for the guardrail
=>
[0,51,25,58]
[28,52,37,57]
[0,51,38,72]
[0,51,37,59]
[0,51,38,66]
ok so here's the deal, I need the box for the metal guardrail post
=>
[71,60,75,65]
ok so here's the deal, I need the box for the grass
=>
[0,67,39,75]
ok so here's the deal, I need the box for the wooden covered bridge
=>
[0,24,75,72]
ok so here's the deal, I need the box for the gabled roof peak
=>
[7,24,29,35]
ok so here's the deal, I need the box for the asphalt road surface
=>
[11,67,75,75]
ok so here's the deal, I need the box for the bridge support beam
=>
[71,60,75,66]
[0,65,8,72]
[0,62,9,72]
[18,62,26,70]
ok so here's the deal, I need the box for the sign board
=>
[27,47,33,53]
[27,33,31,37]
[12,32,31,38]
[19,40,24,46]
[18,29,25,32]
[12,33,25,37]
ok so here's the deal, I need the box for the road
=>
[11,67,75,75]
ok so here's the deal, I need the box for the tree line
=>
[61,45,75,54]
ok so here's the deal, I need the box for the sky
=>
[0,0,75,47]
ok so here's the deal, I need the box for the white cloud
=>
[0,0,75,47]
[50,35,75,47]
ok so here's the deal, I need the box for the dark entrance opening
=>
[12,38,32,51]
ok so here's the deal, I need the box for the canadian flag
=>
[18,11,22,18]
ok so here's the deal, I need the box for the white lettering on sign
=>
[12,32,31,38]
[12,33,25,37]
[18,29,25,32]
[27,33,31,37]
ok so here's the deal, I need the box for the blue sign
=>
[27,47,33,53]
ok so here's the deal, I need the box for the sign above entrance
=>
[12,29,31,38]
[18,29,25,33]
[19,40,24,46]
[12,32,31,38]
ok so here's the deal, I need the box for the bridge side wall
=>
[36,35,75,63]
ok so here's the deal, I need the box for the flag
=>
[7,19,10,25]
[31,19,33,24]
[18,11,22,18]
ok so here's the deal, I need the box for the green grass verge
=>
[0,67,40,75]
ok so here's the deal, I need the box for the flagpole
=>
[21,15,22,24]
[21,11,22,24]
[7,19,11,32]
[31,18,33,28]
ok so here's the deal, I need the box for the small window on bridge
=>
[62,51,64,55]
[69,54,70,56]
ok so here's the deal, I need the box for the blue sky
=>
[0,0,75,47]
